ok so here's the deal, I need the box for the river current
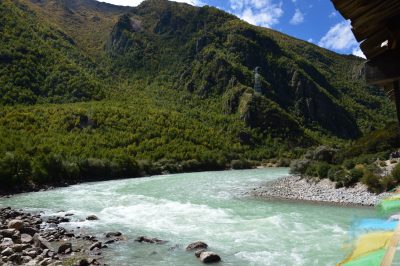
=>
[0,168,375,265]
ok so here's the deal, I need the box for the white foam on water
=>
[99,196,233,236]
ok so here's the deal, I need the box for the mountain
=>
[0,0,396,192]
[0,0,105,104]
[105,0,395,139]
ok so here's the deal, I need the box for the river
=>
[0,168,375,265]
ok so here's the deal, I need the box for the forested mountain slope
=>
[0,0,396,193]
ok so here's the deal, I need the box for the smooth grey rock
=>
[199,251,221,263]
[33,234,52,250]
[21,233,33,244]
[186,241,208,251]
[57,242,72,254]
[12,244,30,252]
[1,247,14,256]
[105,232,122,238]
[89,242,102,251]
[135,236,166,244]
[86,215,99,221]
[195,249,207,258]
[0,238,14,249]
[7,220,24,231]
[0,229,17,237]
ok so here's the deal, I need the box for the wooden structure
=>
[331,0,400,125]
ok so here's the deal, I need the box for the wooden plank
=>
[352,0,400,35]
[353,23,383,43]
[353,15,400,42]
[331,0,378,20]
[394,82,400,128]
[360,28,390,58]
[365,50,400,85]
[381,222,400,266]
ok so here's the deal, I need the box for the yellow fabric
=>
[339,232,393,265]
[383,194,400,202]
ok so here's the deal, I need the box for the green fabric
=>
[341,248,386,266]
[379,200,400,215]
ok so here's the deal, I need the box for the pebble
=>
[250,176,393,206]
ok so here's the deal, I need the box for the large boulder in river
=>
[199,251,221,263]
[186,241,208,251]
[135,236,166,244]
[195,249,207,257]
[8,219,24,230]
[89,241,102,251]
[105,232,122,238]
[86,215,99,221]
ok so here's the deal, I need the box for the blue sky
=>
[98,0,365,58]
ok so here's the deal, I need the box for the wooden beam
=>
[393,81,400,129]
[360,28,390,58]
[331,0,381,20]
[366,50,400,85]
[353,15,400,43]
[381,222,400,266]
[352,0,400,31]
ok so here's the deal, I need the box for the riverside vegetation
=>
[290,122,400,193]
[0,0,397,194]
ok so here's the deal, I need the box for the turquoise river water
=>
[0,168,377,265]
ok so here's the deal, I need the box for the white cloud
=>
[229,0,283,28]
[289,8,304,25]
[328,11,337,18]
[318,21,357,50]
[318,21,365,57]
[97,0,203,7]
[307,38,313,43]
[352,47,366,58]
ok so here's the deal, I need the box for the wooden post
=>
[381,223,400,266]
[394,81,400,129]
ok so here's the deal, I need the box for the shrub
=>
[289,159,310,175]
[327,166,342,181]
[231,159,253,170]
[0,152,31,189]
[361,170,382,193]
[380,175,397,191]
[316,162,331,179]
[391,163,400,182]
[312,146,337,163]
[343,160,355,170]
[276,158,291,167]
[348,168,364,182]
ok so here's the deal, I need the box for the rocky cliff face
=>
[103,0,381,139]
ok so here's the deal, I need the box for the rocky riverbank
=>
[250,176,393,206]
[0,207,223,265]
[0,207,125,265]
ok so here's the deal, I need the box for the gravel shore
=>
[250,176,393,206]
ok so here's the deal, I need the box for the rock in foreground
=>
[186,241,208,251]
[135,236,166,244]
[199,251,221,263]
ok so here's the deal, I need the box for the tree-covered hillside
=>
[0,0,397,193]
[0,0,104,104]
[105,0,394,138]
